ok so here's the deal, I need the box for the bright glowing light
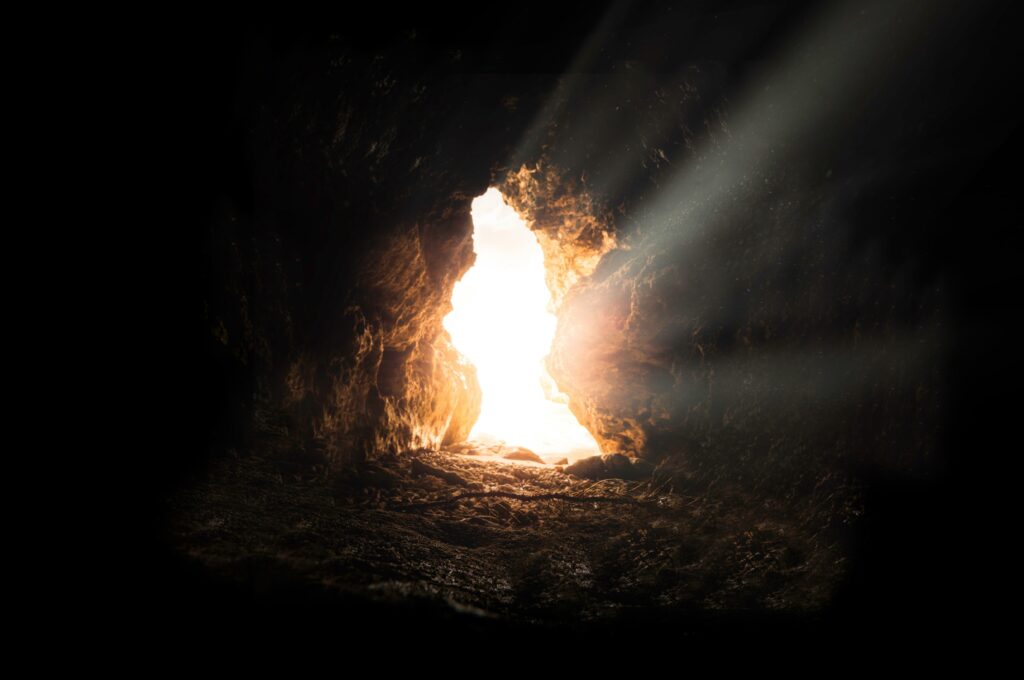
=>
[444,188,601,462]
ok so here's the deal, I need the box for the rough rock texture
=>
[180,5,1014,636]
[202,17,951,500]
[200,39,554,469]
[490,30,953,503]
[168,434,843,625]
[565,453,655,481]
[500,163,616,309]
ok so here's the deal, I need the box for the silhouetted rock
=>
[564,455,605,479]
[602,453,633,478]
[411,458,468,487]
[630,458,655,479]
[565,453,654,481]
[502,447,545,463]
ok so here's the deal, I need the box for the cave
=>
[138,1,1015,651]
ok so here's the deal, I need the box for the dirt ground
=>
[161,410,849,631]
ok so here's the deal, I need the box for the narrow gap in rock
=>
[443,188,600,465]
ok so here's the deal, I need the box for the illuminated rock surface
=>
[174,4,1012,639]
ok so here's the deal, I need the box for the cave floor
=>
[165,416,844,628]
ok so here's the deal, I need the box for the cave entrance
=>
[443,188,600,464]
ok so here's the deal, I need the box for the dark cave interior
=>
[140,0,1017,649]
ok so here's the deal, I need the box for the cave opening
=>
[443,188,600,464]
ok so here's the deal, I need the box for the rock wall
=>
[493,25,957,498]
[200,36,552,468]
[197,3,998,505]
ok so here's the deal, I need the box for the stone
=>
[564,453,653,481]
[602,453,633,478]
[410,458,468,487]
[629,457,655,479]
[502,447,545,464]
[202,25,946,505]
[564,455,606,480]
